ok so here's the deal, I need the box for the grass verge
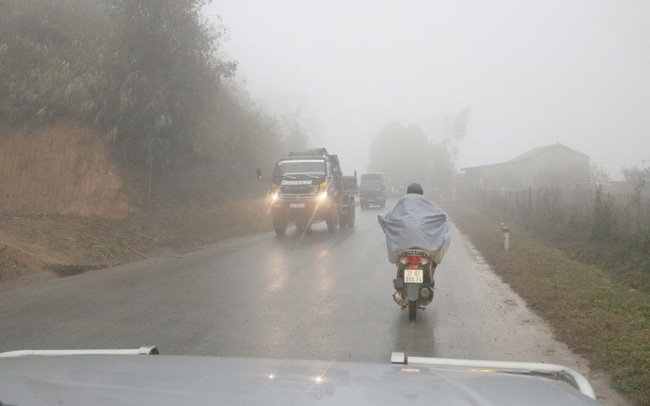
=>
[443,203,650,405]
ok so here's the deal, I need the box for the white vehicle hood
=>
[0,355,600,406]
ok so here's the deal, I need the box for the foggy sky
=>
[204,1,650,179]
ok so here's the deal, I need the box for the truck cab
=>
[266,149,357,235]
[359,172,386,209]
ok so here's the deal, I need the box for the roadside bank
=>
[0,200,271,292]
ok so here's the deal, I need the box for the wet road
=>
[0,201,593,363]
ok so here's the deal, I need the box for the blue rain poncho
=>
[378,194,451,263]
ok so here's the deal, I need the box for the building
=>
[461,143,590,191]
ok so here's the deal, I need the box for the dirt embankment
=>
[0,123,132,288]
[0,123,270,291]
[0,122,134,219]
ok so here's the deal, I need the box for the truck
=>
[359,172,386,209]
[258,148,357,236]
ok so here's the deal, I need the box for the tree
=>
[104,0,237,192]
[622,165,650,185]
[368,121,454,197]
[437,107,470,167]
[0,0,108,126]
[590,162,611,185]
[279,108,310,152]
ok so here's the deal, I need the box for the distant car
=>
[0,348,600,405]
[360,172,386,209]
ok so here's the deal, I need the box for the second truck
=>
[260,148,357,236]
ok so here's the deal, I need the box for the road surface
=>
[0,200,629,404]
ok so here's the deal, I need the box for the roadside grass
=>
[511,214,650,296]
[444,204,650,405]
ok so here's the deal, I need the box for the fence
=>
[459,186,650,249]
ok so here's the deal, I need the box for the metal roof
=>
[461,143,588,171]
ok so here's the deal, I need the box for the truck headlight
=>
[318,191,328,200]
[271,192,279,201]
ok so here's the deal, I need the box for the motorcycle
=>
[392,249,436,321]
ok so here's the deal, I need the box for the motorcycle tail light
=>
[408,265,419,269]
[407,256,421,263]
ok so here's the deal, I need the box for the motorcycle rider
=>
[406,182,423,195]
[377,183,451,289]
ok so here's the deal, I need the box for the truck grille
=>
[281,185,318,195]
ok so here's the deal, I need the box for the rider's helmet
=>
[406,183,424,195]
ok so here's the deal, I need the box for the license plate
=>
[404,269,423,283]
[289,203,305,208]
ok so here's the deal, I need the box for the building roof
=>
[461,143,587,171]
[507,143,588,163]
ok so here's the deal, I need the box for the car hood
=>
[0,355,599,406]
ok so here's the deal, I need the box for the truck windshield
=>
[274,159,326,176]
[361,173,384,183]
[360,181,383,191]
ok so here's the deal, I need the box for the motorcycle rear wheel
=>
[408,301,417,320]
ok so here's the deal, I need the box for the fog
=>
[204,1,650,178]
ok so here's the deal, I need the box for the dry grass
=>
[0,122,134,219]
[444,203,650,405]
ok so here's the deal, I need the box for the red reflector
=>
[407,256,421,263]
[408,265,419,269]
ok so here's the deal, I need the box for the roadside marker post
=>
[501,226,510,251]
